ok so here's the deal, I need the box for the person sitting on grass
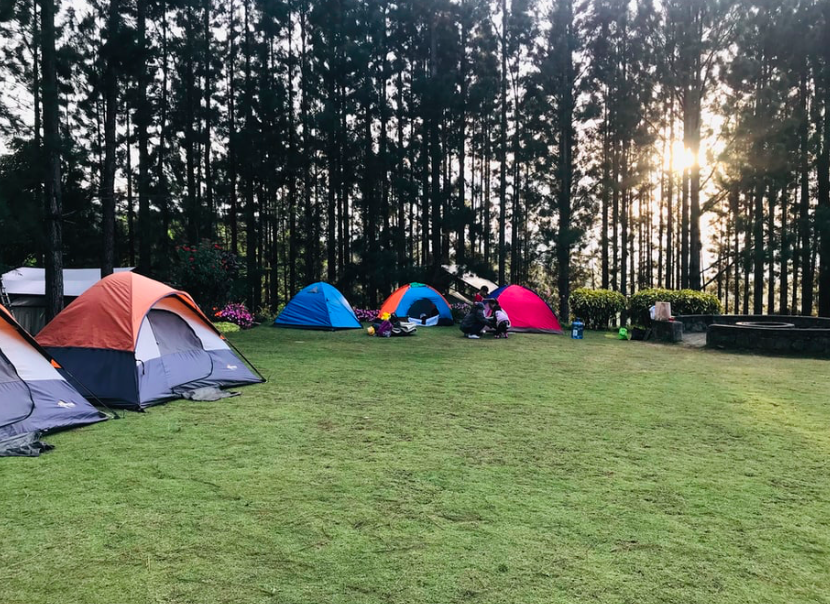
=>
[460,301,490,339]
[489,300,510,339]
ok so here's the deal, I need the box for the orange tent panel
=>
[36,272,216,352]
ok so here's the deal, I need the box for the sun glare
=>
[663,140,699,173]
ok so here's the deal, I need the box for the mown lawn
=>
[2,327,829,604]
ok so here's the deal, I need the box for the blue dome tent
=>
[274,282,361,330]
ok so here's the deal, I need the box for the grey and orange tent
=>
[0,304,105,455]
[37,272,263,410]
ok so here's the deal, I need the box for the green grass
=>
[2,328,829,604]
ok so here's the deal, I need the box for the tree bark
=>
[799,73,813,315]
[753,184,765,314]
[40,0,63,321]
[136,0,152,274]
[780,186,789,314]
[498,0,508,284]
[101,0,120,277]
[202,0,214,240]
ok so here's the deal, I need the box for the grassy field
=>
[2,327,829,604]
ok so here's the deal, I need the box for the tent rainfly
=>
[36,272,263,410]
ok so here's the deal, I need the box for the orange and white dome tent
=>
[37,272,263,410]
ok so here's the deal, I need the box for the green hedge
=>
[629,288,721,326]
[569,288,626,330]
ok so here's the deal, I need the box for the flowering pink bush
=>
[354,308,379,323]
[174,241,241,310]
[215,303,255,329]
[451,302,470,323]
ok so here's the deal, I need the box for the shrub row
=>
[569,287,722,329]
[628,288,721,326]
[569,288,626,330]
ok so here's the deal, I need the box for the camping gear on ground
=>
[376,319,393,337]
[617,327,630,340]
[181,386,240,402]
[488,285,563,334]
[630,327,648,341]
[391,321,417,336]
[654,302,672,321]
[37,272,263,411]
[378,283,454,326]
[274,282,361,330]
[1,267,133,334]
[571,319,584,339]
[371,314,417,337]
[0,304,106,456]
[0,432,54,457]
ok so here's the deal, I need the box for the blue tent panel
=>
[274,282,361,330]
[395,284,454,326]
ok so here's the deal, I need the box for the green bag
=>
[617,327,629,340]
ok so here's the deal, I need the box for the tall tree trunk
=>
[817,61,830,317]
[185,0,198,244]
[301,7,314,281]
[378,6,390,294]
[457,11,468,265]
[243,0,258,307]
[620,143,629,296]
[484,119,491,267]
[498,0,508,283]
[799,73,813,315]
[780,186,789,314]
[326,73,337,282]
[396,54,407,270]
[202,0,214,240]
[555,0,575,323]
[126,109,134,266]
[40,0,63,320]
[510,80,521,281]
[429,20,441,267]
[136,0,151,274]
[753,184,765,314]
[101,0,120,277]
[157,0,171,258]
[612,138,619,290]
[731,185,740,313]
[32,0,41,147]
[743,190,751,315]
[680,166,689,288]
[228,0,238,254]
[287,9,297,295]
[688,61,702,290]
[600,96,610,289]
[767,187,776,313]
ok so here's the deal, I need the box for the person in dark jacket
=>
[460,301,491,339]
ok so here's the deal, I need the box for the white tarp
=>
[441,264,498,292]
[1,267,132,297]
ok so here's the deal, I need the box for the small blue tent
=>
[379,283,454,326]
[274,282,361,330]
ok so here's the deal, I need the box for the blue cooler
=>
[571,319,584,339]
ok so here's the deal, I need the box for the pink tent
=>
[490,285,563,334]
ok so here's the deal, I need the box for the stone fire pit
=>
[673,315,830,357]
